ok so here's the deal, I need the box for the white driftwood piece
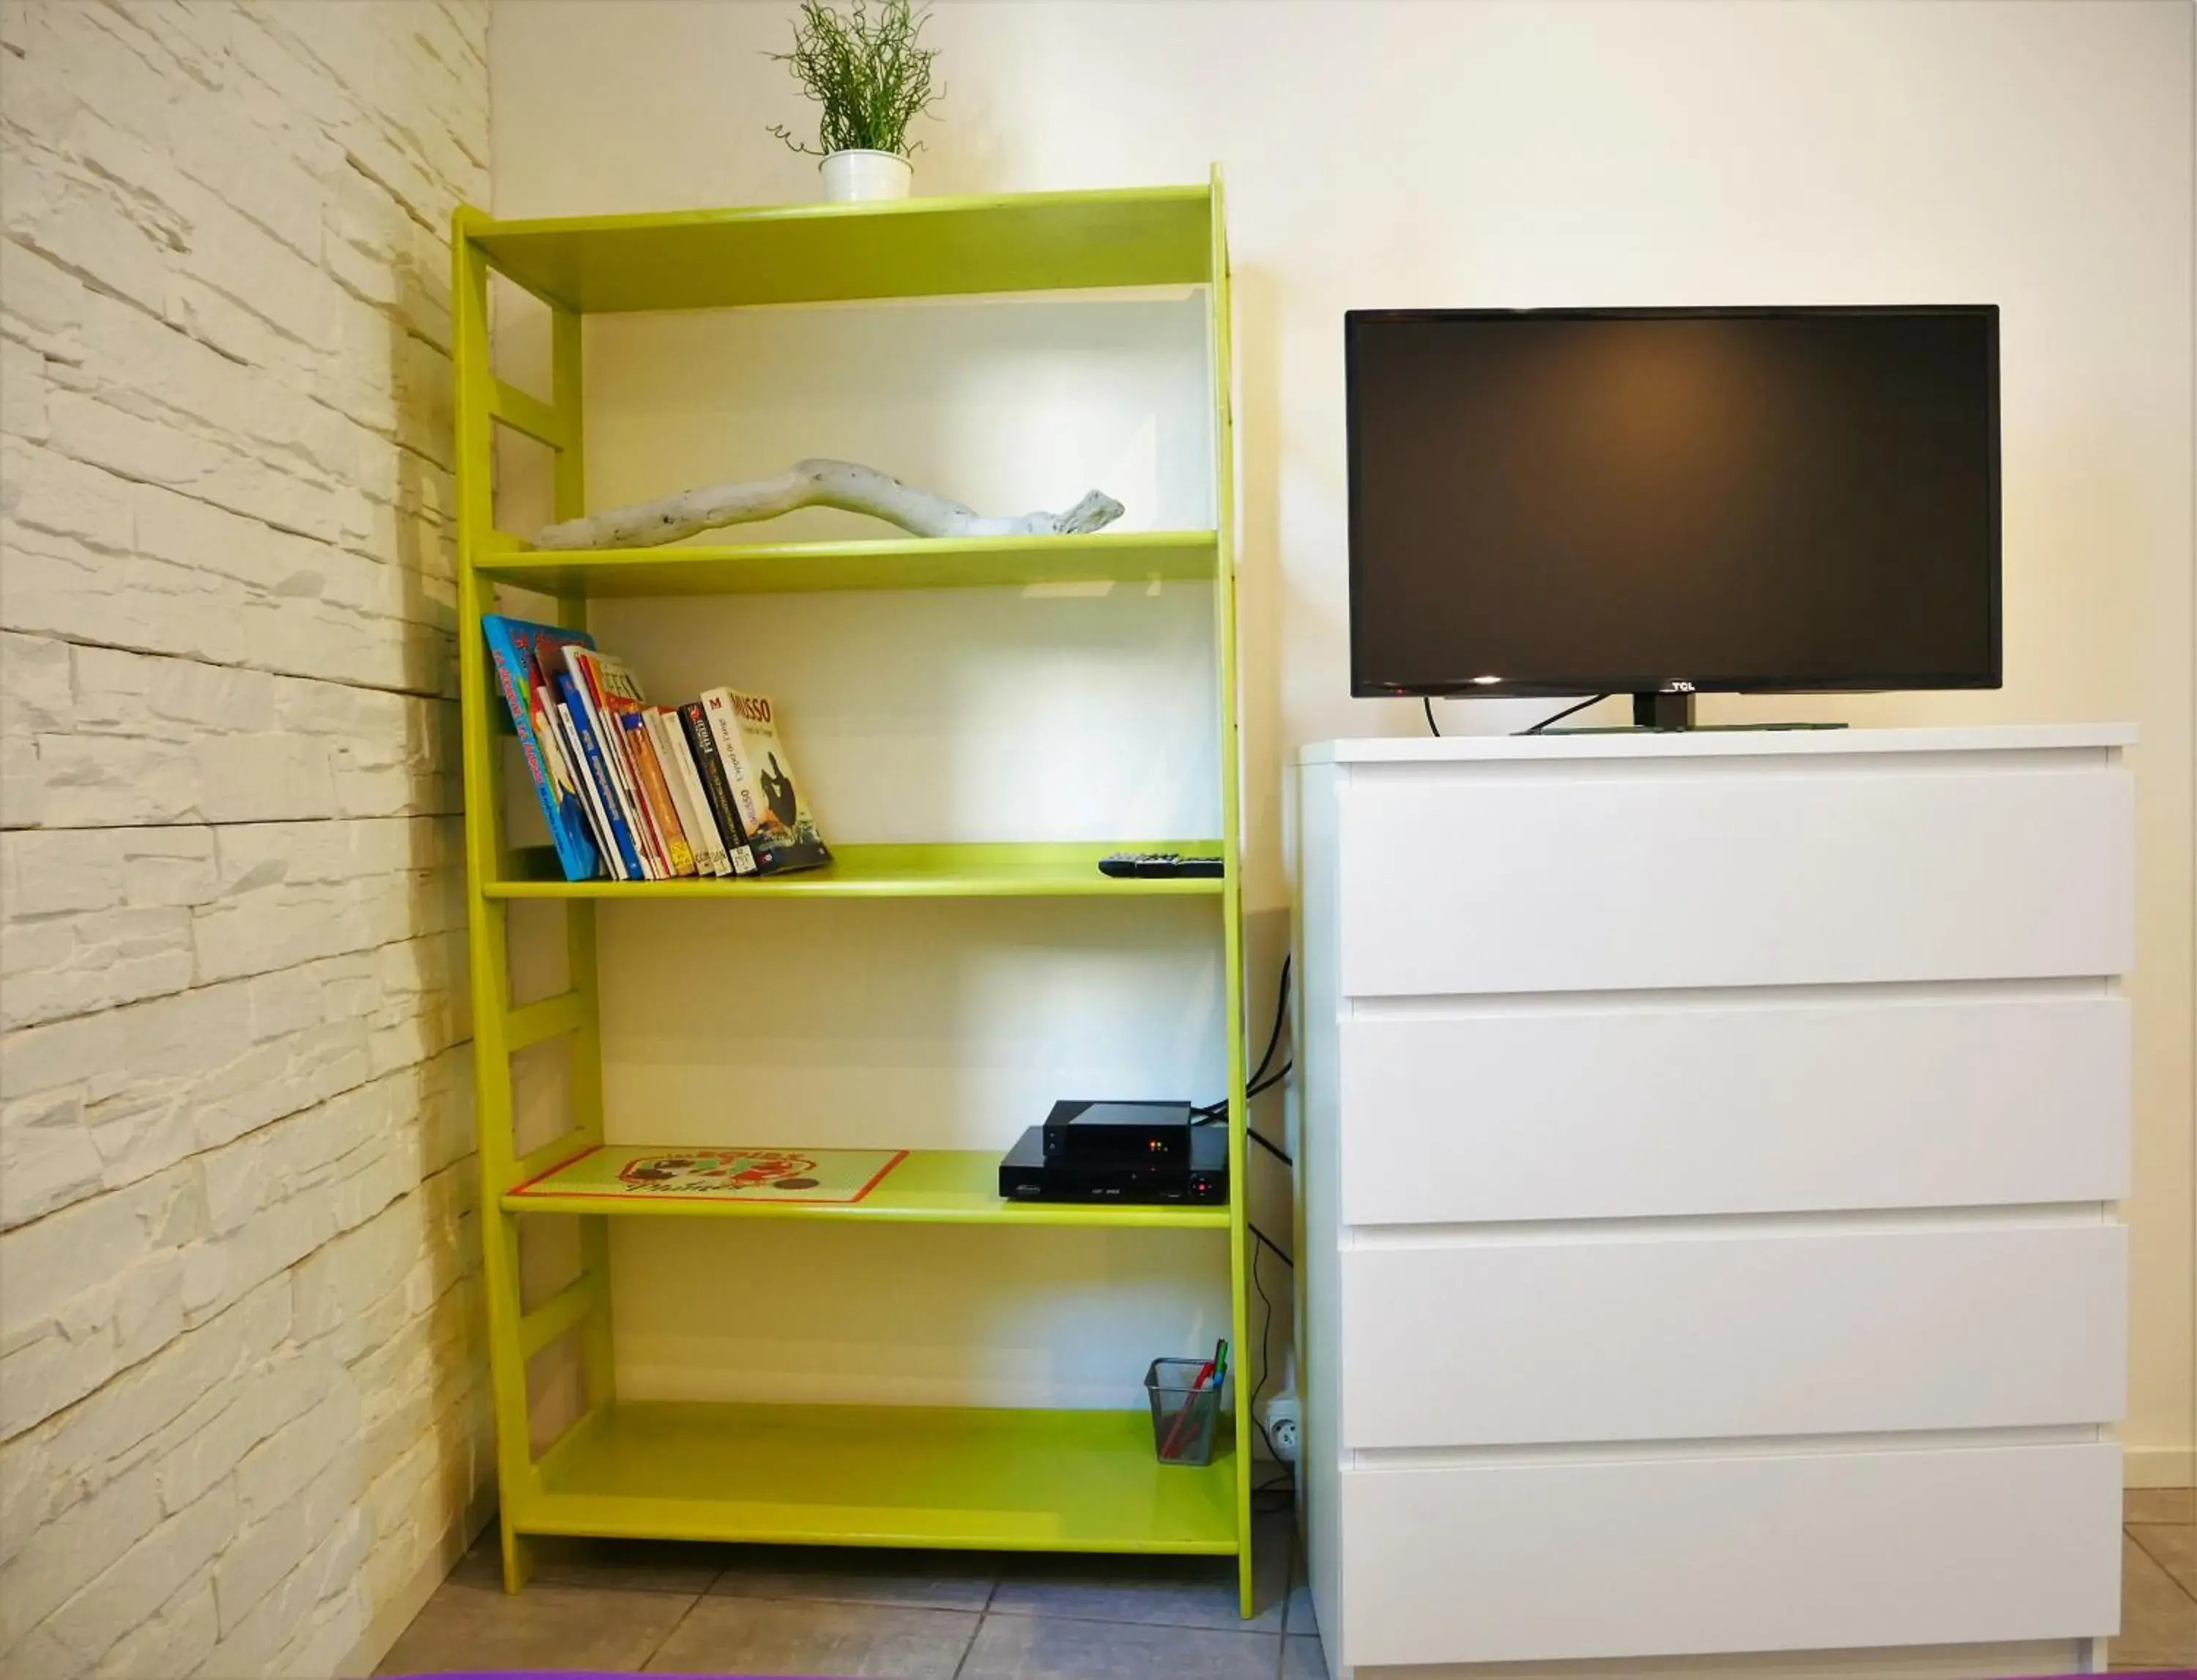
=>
[532,458,1126,550]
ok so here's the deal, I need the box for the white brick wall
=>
[0,3,491,1674]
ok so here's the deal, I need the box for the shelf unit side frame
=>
[455,209,618,1592]
[1208,167,1256,1618]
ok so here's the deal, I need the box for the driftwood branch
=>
[534,458,1126,550]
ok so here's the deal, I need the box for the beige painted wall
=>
[491,0,2193,1481]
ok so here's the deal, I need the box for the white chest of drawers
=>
[1293,726,2134,1679]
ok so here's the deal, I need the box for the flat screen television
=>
[1345,306,2001,722]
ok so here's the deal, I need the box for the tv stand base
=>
[1635,689,1696,729]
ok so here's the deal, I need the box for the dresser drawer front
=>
[1335,1442,2121,1667]
[1337,763,2133,997]
[1338,1224,2124,1449]
[1339,994,2130,1224]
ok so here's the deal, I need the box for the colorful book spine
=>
[679,702,757,877]
[480,615,601,882]
[620,712,697,877]
[556,671,645,881]
[592,648,683,878]
[556,699,626,880]
[565,648,662,878]
[650,709,726,877]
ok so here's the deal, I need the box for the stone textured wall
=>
[0,3,490,1673]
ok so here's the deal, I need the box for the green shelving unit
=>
[450,176,1252,1608]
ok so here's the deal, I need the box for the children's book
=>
[555,669,645,880]
[482,615,601,882]
[699,688,831,874]
[619,711,698,877]
[565,647,666,878]
[554,694,626,880]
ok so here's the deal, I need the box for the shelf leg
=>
[1238,1514,1255,1619]
[499,1521,534,1595]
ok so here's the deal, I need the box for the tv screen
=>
[1345,307,2001,699]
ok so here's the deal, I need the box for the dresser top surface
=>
[1299,722,2136,766]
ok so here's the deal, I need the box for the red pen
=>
[1160,1339,1226,1460]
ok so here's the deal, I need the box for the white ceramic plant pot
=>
[821,149,912,204]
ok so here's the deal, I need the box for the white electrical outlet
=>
[1260,1394,1301,1463]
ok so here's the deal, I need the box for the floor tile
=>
[2131,1523,2197,1599]
[959,1613,1281,1680]
[1257,1506,1296,1622]
[1284,1536,1316,1637]
[373,1579,694,1676]
[987,1554,1282,1632]
[2127,1487,2196,1525]
[707,1542,995,1610]
[442,1534,504,1590]
[443,1531,728,1596]
[644,1594,977,1677]
[529,1536,731,1595]
[2111,1534,2197,1673]
[989,1522,1288,1631]
[1284,1632,1330,1679]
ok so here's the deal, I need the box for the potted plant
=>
[768,0,943,203]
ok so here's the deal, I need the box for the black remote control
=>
[1098,852,1225,879]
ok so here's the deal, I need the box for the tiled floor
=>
[376,1510,1313,1679]
[2119,1485,2197,1673]
[378,1494,2197,1678]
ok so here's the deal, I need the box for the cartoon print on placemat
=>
[510,1144,908,1205]
[617,1149,820,1194]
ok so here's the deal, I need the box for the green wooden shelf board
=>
[477,530,1219,599]
[466,185,1213,314]
[516,1401,1239,1554]
[484,841,1227,900]
[504,1145,1231,1229]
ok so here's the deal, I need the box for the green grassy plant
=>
[767,0,943,160]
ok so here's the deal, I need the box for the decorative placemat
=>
[510,1145,909,1205]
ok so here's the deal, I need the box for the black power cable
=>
[1192,959,1295,1167]
[1520,693,1610,735]
[1244,1123,1293,1168]
[1435,691,1611,737]
[1247,1220,1296,1508]
[1242,954,1290,1097]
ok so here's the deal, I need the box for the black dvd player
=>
[1041,1099,1194,1166]
[999,1121,1227,1205]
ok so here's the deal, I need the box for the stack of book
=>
[484,614,832,884]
